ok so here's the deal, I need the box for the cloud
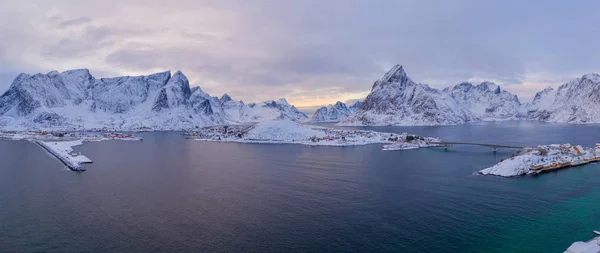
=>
[57,17,92,28]
[1,0,600,108]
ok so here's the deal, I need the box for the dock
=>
[35,141,88,171]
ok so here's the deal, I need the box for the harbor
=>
[20,132,142,172]
[36,140,91,171]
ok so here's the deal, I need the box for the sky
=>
[1,0,600,113]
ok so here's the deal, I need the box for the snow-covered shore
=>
[37,140,91,170]
[479,144,600,177]
[187,120,442,150]
[0,131,141,142]
[1,131,142,171]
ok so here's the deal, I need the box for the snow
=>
[189,119,441,149]
[479,144,600,177]
[340,65,479,126]
[310,101,360,122]
[4,66,600,129]
[444,81,523,120]
[564,238,600,253]
[382,139,441,151]
[222,96,308,123]
[0,69,307,131]
[2,131,141,171]
[340,64,600,126]
[244,120,325,141]
[527,73,600,123]
[39,140,92,165]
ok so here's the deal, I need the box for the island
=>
[479,144,600,177]
[185,119,442,150]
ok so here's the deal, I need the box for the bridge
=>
[426,141,525,152]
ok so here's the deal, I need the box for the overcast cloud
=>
[1,0,599,109]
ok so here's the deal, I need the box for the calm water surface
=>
[1,121,600,252]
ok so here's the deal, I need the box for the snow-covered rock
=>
[479,144,600,177]
[527,74,600,123]
[349,100,362,111]
[0,70,306,130]
[310,101,353,122]
[189,119,440,148]
[444,81,523,120]
[220,94,308,123]
[340,65,478,126]
[0,69,226,130]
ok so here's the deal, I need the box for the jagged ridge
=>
[310,101,361,122]
[0,69,306,130]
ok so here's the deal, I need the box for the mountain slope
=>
[349,100,362,111]
[219,94,308,123]
[0,69,309,130]
[527,74,600,123]
[310,101,357,122]
[443,81,523,120]
[0,70,226,130]
[340,65,478,126]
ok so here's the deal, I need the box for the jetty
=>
[35,141,91,171]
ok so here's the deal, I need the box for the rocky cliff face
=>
[349,100,362,111]
[310,101,356,122]
[340,65,478,126]
[0,69,305,130]
[443,81,523,120]
[527,74,600,123]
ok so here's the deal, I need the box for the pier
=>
[35,141,89,171]
[427,141,524,152]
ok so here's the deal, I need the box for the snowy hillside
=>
[189,119,441,148]
[527,74,600,123]
[444,81,524,120]
[349,100,362,111]
[219,94,307,123]
[310,101,361,122]
[340,65,478,126]
[0,70,305,130]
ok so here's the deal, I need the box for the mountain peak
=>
[582,73,600,83]
[278,98,289,105]
[47,70,60,76]
[378,64,407,83]
[220,93,233,103]
[349,100,362,111]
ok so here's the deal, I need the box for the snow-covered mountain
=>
[220,94,308,123]
[0,69,305,130]
[349,100,362,111]
[527,74,600,123]
[310,101,352,122]
[340,65,478,126]
[443,81,523,120]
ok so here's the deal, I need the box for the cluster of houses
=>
[103,133,136,139]
[184,125,253,140]
[309,136,344,142]
[526,144,600,172]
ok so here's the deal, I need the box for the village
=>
[185,120,442,149]
[479,143,600,177]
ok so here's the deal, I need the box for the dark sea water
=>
[2,121,600,252]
